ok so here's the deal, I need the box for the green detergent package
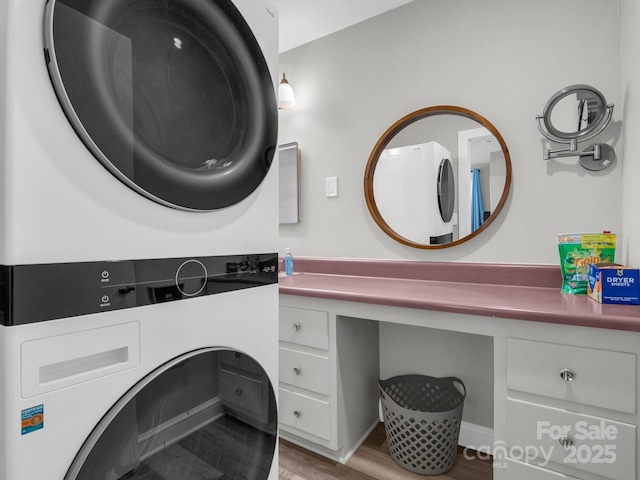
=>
[558,233,616,294]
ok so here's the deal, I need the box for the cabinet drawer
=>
[279,387,331,441]
[279,347,330,395]
[505,459,581,479]
[219,350,263,376]
[506,338,637,413]
[219,369,266,423]
[279,307,329,350]
[506,399,636,480]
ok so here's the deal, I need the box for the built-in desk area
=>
[278,257,640,480]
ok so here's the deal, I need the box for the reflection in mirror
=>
[458,127,506,239]
[540,84,608,140]
[536,84,615,170]
[549,93,601,136]
[365,106,511,249]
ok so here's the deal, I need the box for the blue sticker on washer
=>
[21,404,44,435]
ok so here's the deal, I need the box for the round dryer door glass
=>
[437,158,455,223]
[44,0,277,211]
[64,349,277,479]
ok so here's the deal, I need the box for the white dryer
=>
[0,0,279,264]
[374,141,455,245]
[0,0,280,478]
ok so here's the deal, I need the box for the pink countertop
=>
[278,257,640,332]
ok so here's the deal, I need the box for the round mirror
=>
[364,105,512,249]
[541,84,608,141]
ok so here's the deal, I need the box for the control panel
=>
[0,253,278,325]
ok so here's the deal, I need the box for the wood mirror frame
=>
[364,105,512,249]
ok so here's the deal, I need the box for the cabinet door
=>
[279,388,331,441]
[279,307,329,350]
[507,338,637,414]
[279,347,330,395]
[219,350,264,376]
[505,459,581,479]
[506,399,636,480]
[219,368,266,423]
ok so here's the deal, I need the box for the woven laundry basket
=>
[378,374,466,475]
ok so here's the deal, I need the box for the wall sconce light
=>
[278,73,296,110]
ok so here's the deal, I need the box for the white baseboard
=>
[458,421,494,454]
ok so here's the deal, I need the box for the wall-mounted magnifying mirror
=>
[536,84,615,171]
[364,106,512,249]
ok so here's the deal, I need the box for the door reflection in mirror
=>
[458,127,506,238]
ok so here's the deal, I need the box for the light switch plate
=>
[326,177,338,197]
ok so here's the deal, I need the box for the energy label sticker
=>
[21,404,44,435]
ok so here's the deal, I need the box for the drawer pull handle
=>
[559,369,575,382]
[293,323,301,332]
[235,388,242,396]
[293,367,301,375]
[293,410,302,418]
[559,436,574,449]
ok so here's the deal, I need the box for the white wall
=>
[379,324,494,428]
[278,0,623,264]
[620,0,640,266]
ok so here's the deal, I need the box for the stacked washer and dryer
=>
[0,0,280,479]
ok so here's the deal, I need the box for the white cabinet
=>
[505,459,582,479]
[218,351,273,428]
[503,338,638,480]
[278,293,640,478]
[506,338,637,413]
[279,348,330,395]
[279,306,329,350]
[278,304,380,463]
[279,388,331,440]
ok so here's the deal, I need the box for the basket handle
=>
[449,377,466,398]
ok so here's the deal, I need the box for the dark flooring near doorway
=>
[278,423,493,480]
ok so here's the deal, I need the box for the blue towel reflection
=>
[471,168,484,232]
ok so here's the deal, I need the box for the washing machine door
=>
[44,0,277,211]
[65,349,277,480]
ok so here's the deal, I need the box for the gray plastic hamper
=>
[378,374,466,475]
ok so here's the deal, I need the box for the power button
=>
[175,260,208,297]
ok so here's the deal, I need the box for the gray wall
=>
[276,0,632,432]
[278,0,623,264]
[621,0,640,266]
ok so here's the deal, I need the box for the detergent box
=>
[587,263,640,305]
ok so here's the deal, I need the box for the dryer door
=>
[64,349,277,479]
[44,0,277,211]
[437,158,455,223]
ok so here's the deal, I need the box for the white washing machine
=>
[0,0,280,478]
[1,272,279,480]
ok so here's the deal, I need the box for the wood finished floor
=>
[279,423,493,480]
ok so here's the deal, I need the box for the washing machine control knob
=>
[175,260,208,297]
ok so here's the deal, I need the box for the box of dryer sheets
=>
[588,263,640,305]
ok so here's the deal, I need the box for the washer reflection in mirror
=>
[364,106,512,249]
